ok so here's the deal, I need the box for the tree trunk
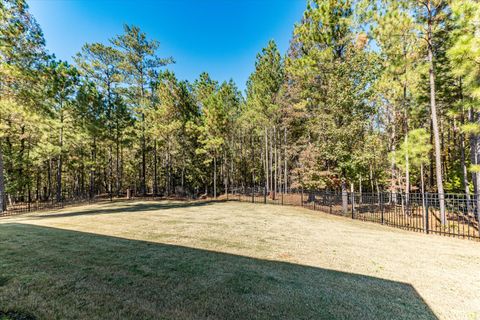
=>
[277,128,281,195]
[468,108,478,198]
[475,133,480,227]
[273,126,277,200]
[269,129,273,197]
[427,0,446,224]
[350,182,355,212]
[265,128,269,192]
[109,144,113,198]
[181,165,185,196]
[403,80,410,207]
[56,111,63,202]
[421,163,427,232]
[115,135,120,196]
[224,151,228,195]
[389,105,397,203]
[167,141,171,195]
[460,111,471,211]
[140,112,147,196]
[47,158,52,200]
[119,144,123,196]
[429,121,435,190]
[458,80,471,206]
[213,155,217,198]
[251,135,255,191]
[0,145,5,213]
[90,137,96,199]
[284,127,288,193]
[153,140,158,195]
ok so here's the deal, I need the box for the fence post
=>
[281,191,284,206]
[301,189,304,207]
[263,186,267,204]
[425,192,429,234]
[313,193,316,210]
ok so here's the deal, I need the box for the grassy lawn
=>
[0,200,479,320]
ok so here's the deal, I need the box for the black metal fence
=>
[2,188,480,241]
[229,188,480,241]
[0,191,189,216]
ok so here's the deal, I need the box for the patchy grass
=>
[0,200,479,319]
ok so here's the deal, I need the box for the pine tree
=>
[45,60,79,201]
[286,0,375,213]
[371,1,422,204]
[0,0,47,210]
[448,0,480,222]
[112,25,173,195]
[74,42,131,196]
[245,40,284,194]
[408,0,450,224]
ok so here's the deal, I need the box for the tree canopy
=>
[1,0,478,224]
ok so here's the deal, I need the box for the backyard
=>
[0,200,479,320]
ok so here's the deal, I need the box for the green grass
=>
[1,200,479,319]
[0,223,434,320]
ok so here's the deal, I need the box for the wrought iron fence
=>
[2,187,479,241]
[0,191,96,216]
[0,191,186,216]
[229,188,480,241]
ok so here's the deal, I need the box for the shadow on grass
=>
[0,223,437,320]
[34,199,227,219]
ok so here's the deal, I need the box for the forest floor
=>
[0,200,479,320]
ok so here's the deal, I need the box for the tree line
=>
[1,0,479,222]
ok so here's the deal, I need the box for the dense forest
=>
[1,0,479,218]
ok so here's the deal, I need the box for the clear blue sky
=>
[28,0,307,93]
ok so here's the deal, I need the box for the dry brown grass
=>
[1,200,479,319]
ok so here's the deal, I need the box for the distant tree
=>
[392,129,432,196]
[0,0,47,211]
[112,24,173,195]
[448,0,480,221]
[75,43,125,196]
[371,0,421,204]
[244,40,284,194]
[45,60,79,201]
[286,0,376,213]
[408,0,450,224]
